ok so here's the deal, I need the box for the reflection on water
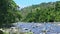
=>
[14,23,60,34]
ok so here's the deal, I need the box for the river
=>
[14,22,60,34]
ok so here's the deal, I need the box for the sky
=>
[14,0,60,8]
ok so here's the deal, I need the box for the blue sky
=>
[14,0,60,8]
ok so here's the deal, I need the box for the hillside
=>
[20,1,60,22]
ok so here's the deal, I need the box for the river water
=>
[14,22,60,34]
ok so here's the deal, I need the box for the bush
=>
[0,30,3,34]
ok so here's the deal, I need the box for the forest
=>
[1,0,60,34]
[21,1,60,22]
[0,0,60,27]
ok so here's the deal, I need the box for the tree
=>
[0,0,22,27]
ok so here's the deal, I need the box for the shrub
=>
[0,30,3,34]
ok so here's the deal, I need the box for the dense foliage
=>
[0,0,60,27]
[21,1,60,22]
[0,0,22,27]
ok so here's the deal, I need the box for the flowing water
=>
[14,22,60,34]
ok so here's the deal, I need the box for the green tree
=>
[0,0,22,27]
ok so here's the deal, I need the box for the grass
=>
[3,32,33,34]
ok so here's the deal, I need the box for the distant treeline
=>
[21,1,60,22]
